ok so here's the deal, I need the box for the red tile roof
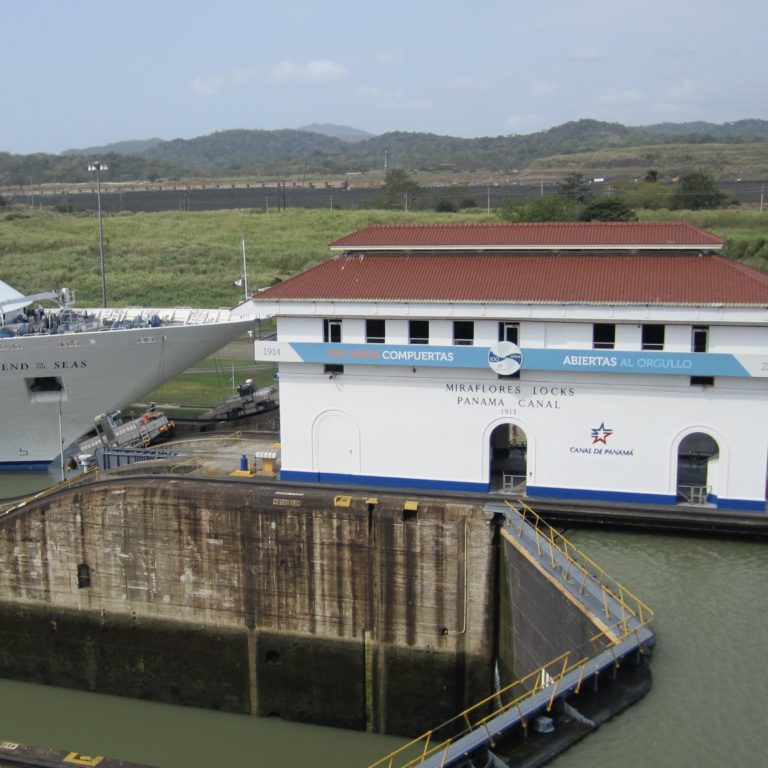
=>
[255,252,768,306]
[329,222,724,251]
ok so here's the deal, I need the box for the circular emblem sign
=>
[488,341,523,375]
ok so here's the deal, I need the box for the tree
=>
[578,197,637,221]
[377,169,422,210]
[499,194,580,222]
[670,172,730,210]
[557,172,593,203]
[644,168,659,183]
[0,194,6,207]
[612,179,673,210]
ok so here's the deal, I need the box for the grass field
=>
[1,205,766,406]
[1,206,767,308]
[0,208,496,307]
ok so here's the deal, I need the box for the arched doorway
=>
[676,432,719,505]
[490,423,527,494]
[313,410,360,481]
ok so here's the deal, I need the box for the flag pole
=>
[241,236,249,301]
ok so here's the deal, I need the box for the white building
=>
[247,222,768,512]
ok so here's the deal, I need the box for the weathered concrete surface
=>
[0,478,497,736]
[498,532,610,686]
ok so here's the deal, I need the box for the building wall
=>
[277,364,768,507]
[270,312,768,510]
[276,313,768,352]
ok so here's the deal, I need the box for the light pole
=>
[87,162,108,307]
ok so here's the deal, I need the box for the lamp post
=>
[87,162,108,307]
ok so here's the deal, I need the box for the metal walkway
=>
[369,500,655,768]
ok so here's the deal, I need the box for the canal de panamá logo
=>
[590,422,614,444]
[571,423,633,456]
[488,341,523,375]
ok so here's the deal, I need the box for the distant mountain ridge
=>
[2,119,768,186]
[61,138,165,156]
[298,123,374,142]
[638,119,768,140]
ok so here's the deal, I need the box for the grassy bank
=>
[1,207,766,310]
[0,208,495,307]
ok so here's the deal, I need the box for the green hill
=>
[2,119,768,186]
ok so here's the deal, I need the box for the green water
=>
[0,678,403,767]
[0,470,59,501]
[554,529,768,768]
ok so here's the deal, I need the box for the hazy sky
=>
[2,0,766,154]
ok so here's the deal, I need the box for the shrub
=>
[435,198,458,213]
[578,197,637,221]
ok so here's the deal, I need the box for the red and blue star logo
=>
[591,422,614,444]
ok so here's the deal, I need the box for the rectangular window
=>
[409,320,429,345]
[324,364,344,375]
[692,325,709,353]
[690,376,714,387]
[641,324,665,351]
[593,323,616,350]
[498,322,519,344]
[323,319,342,343]
[366,319,386,344]
[453,321,474,346]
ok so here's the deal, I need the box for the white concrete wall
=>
[272,310,768,507]
[277,362,768,505]
[276,314,768,355]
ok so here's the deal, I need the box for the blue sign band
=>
[286,342,752,377]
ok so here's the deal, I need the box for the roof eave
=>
[253,297,761,308]
[328,244,724,252]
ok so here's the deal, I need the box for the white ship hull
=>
[0,316,254,467]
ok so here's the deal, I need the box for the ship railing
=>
[504,499,653,631]
[81,306,235,326]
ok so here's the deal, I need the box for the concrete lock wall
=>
[0,479,498,737]
[498,534,608,687]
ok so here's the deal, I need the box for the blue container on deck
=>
[240,455,248,472]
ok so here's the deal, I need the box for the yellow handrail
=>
[369,501,654,768]
[506,500,653,628]
[0,467,101,518]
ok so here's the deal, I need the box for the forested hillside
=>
[2,119,768,186]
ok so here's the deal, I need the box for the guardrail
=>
[501,473,526,494]
[0,467,100,518]
[678,484,711,505]
[368,613,652,768]
[369,499,654,768]
[505,499,653,631]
